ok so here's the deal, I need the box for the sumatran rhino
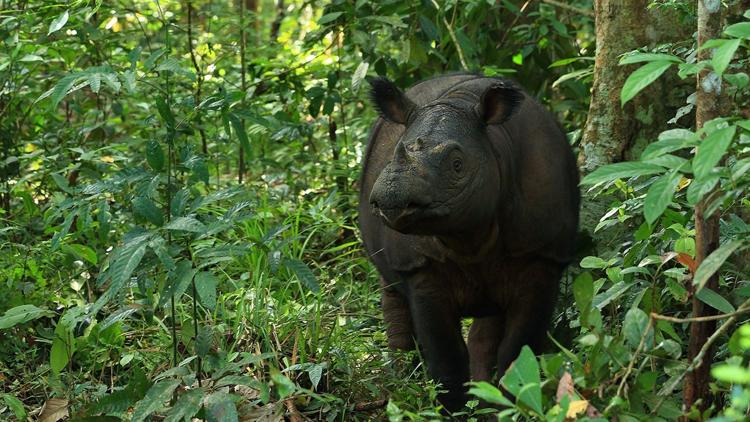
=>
[358,73,580,411]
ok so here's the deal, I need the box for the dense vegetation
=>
[1,0,749,420]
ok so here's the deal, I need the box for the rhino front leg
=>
[468,315,504,381]
[496,263,560,378]
[409,289,469,412]
[380,277,415,351]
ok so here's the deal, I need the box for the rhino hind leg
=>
[380,278,415,351]
[468,315,504,381]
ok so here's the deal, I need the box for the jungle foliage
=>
[1,0,749,421]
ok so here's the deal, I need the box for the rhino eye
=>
[452,159,463,173]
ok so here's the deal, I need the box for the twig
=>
[353,399,388,412]
[616,316,653,397]
[653,297,750,412]
[541,0,594,17]
[284,399,305,422]
[498,0,532,48]
[431,0,468,70]
[651,307,750,324]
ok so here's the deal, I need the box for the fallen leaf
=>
[556,371,575,403]
[39,398,68,422]
[566,400,588,418]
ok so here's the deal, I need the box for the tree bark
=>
[683,0,725,417]
[578,1,691,173]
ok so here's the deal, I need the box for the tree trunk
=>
[578,1,691,173]
[683,0,725,416]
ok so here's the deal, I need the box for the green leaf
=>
[694,125,736,179]
[694,240,746,291]
[725,72,749,88]
[155,96,175,131]
[644,170,682,224]
[195,326,213,358]
[87,367,151,415]
[48,10,69,35]
[0,305,54,330]
[164,388,203,422]
[419,15,439,41]
[271,373,297,399]
[580,161,666,185]
[62,243,98,265]
[163,216,206,233]
[501,346,542,414]
[725,22,750,39]
[686,173,720,206]
[50,318,75,374]
[619,52,682,65]
[621,61,673,105]
[48,73,85,109]
[205,392,238,422]
[229,114,251,160]
[580,256,608,269]
[623,308,652,349]
[146,140,165,172]
[467,382,513,406]
[133,196,164,226]
[158,260,197,307]
[195,271,218,309]
[318,12,343,25]
[283,258,319,292]
[2,394,26,420]
[573,272,593,325]
[712,39,741,76]
[696,288,735,314]
[131,380,181,422]
[51,209,77,250]
[712,365,750,384]
[92,234,150,314]
[641,129,698,159]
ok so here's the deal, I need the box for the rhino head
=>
[368,77,523,236]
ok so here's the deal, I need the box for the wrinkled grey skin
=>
[358,74,580,412]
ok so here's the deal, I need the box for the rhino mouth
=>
[372,202,449,232]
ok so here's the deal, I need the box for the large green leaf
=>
[158,260,197,307]
[133,196,164,226]
[694,125,736,179]
[694,240,746,291]
[467,382,513,406]
[195,271,218,309]
[712,39,740,76]
[619,52,682,65]
[643,170,682,224]
[696,288,735,314]
[146,140,165,172]
[725,22,750,38]
[623,308,652,349]
[0,305,54,330]
[163,216,206,233]
[48,10,69,35]
[131,380,181,422]
[283,258,320,292]
[501,346,542,414]
[164,388,204,422]
[621,61,673,105]
[205,392,239,422]
[580,161,665,185]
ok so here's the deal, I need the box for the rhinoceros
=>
[358,73,580,411]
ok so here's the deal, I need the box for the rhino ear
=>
[477,82,524,125]
[368,77,416,124]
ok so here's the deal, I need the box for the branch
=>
[431,0,468,70]
[651,306,750,324]
[654,297,750,412]
[616,317,653,397]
